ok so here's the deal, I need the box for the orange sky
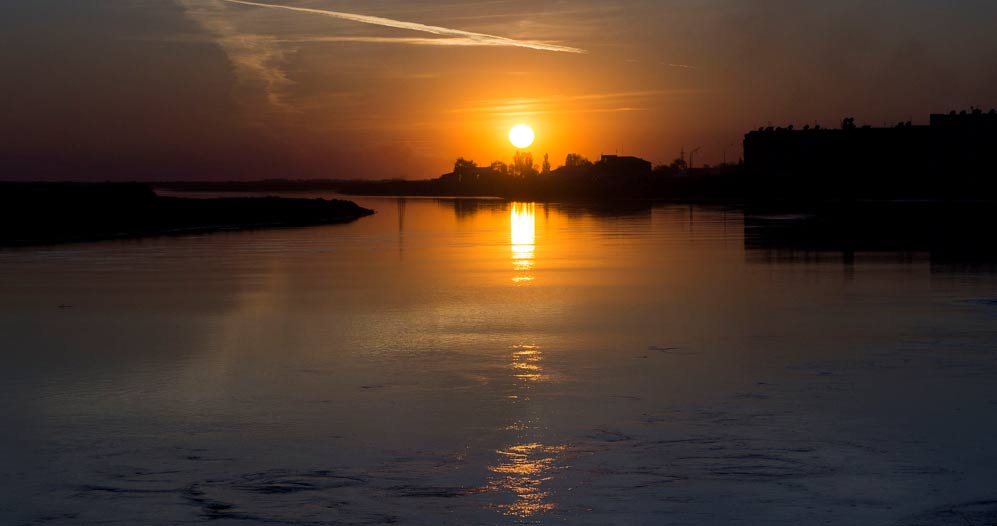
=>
[3,1,997,180]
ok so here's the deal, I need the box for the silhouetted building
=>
[597,155,653,178]
[743,109,997,199]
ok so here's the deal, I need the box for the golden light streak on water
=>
[487,344,566,519]
[510,202,536,282]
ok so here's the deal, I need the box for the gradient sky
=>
[3,0,997,180]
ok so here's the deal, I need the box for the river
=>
[2,196,996,525]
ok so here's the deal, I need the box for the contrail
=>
[277,36,532,48]
[219,0,587,54]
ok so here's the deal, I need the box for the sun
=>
[509,124,535,149]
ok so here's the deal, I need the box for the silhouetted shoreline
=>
[152,170,748,203]
[0,183,374,247]
[153,173,997,206]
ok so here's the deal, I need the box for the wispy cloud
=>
[625,59,697,69]
[496,107,649,117]
[176,0,295,113]
[219,0,587,54]
[453,90,697,116]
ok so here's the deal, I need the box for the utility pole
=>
[689,147,701,170]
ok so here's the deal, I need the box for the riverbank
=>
[153,172,748,203]
[153,168,997,204]
[0,183,374,246]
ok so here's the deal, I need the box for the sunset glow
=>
[8,2,994,179]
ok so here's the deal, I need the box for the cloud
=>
[662,63,697,70]
[175,0,296,113]
[175,0,588,117]
[218,0,587,54]
[496,107,649,117]
[452,90,699,116]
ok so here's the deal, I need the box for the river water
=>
[1,196,996,525]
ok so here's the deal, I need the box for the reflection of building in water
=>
[510,203,536,282]
[743,203,997,271]
[487,344,564,519]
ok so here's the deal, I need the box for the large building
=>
[743,109,997,198]
[597,155,653,178]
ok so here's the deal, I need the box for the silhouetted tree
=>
[454,157,477,174]
[669,157,688,171]
[542,153,551,176]
[565,153,592,168]
[489,161,509,176]
[842,117,856,130]
[512,151,537,178]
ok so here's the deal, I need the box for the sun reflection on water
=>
[487,344,565,519]
[510,203,536,282]
[511,345,546,383]
[488,442,567,518]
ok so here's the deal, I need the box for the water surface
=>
[2,197,996,525]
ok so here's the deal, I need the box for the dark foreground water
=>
[2,197,996,525]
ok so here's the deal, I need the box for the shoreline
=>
[152,174,997,205]
[0,183,374,247]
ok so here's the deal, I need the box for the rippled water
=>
[1,197,996,525]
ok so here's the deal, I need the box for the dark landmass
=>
[332,168,750,203]
[153,166,748,203]
[743,110,997,204]
[0,183,374,246]
[737,109,997,264]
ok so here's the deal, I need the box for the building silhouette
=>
[743,109,997,199]
[596,155,653,178]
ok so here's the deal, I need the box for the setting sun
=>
[509,124,535,149]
